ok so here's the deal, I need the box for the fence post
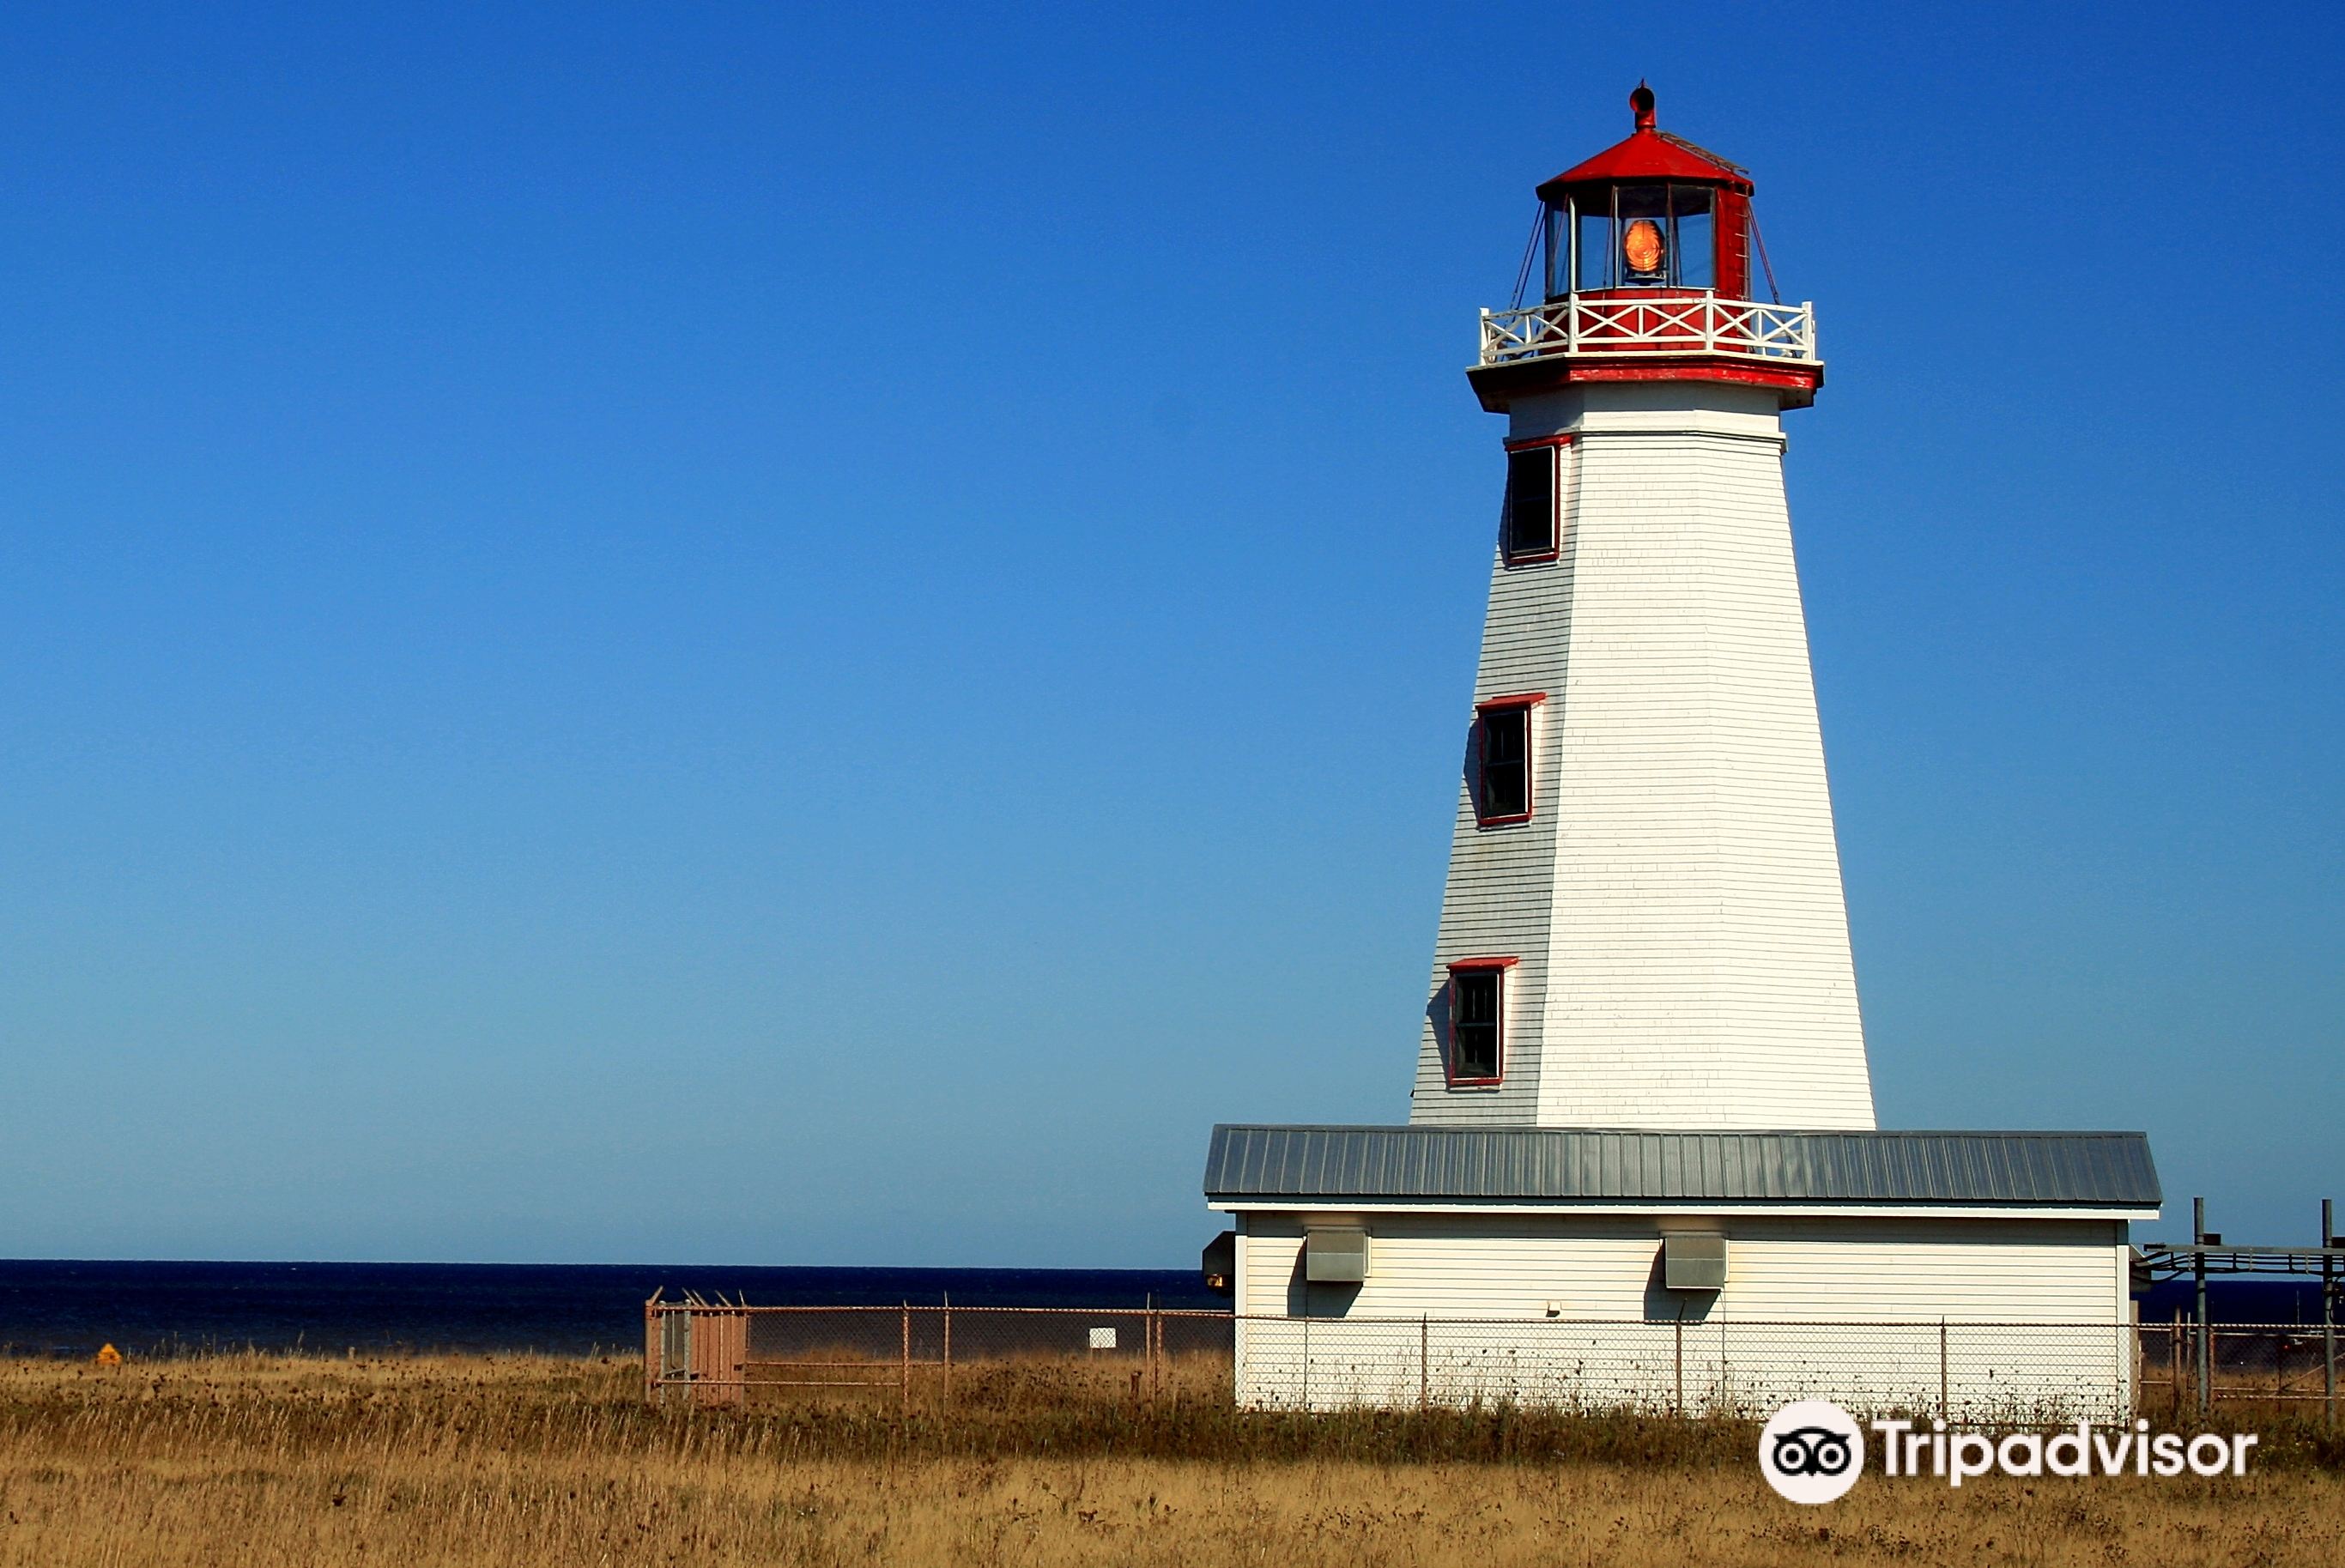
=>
[900,1301,910,1418]
[1419,1316,1428,1411]
[1147,1297,1160,1408]
[1673,1318,1685,1416]
[2129,1314,2142,1418]
[942,1293,952,1409]
[2171,1311,2184,1417]
[1938,1320,1949,1422]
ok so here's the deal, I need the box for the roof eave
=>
[1207,1197,2161,1221]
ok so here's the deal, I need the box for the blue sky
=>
[2,2,2337,1266]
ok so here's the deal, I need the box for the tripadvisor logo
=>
[1760,1401,2260,1504]
[1760,1401,1866,1504]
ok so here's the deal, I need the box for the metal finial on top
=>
[1631,81,1656,131]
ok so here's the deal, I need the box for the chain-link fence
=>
[1234,1316,2142,1420]
[645,1301,2340,1424]
[2138,1317,2342,1417]
[645,1302,1233,1412]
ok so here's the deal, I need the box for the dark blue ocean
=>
[1,1262,2323,1359]
[0,1261,1219,1359]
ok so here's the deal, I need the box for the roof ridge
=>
[1654,128,1747,175]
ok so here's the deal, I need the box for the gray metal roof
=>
[1204,1125,2160,1208]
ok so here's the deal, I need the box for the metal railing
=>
[643,1300,2340,1425]
[1478,295,1817,367]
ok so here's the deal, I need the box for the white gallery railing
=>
[1479,295,1818,367]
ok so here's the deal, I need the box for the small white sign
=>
[1088,1327,1117,1350]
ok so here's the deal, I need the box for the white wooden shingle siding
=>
[1414,384,1875,1129]
[1238,1212,2127,1321]
[1233,1210,2134,1415]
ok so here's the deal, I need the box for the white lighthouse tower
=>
[1410,85,1874,1130]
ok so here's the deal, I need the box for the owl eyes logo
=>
[1759,1400,1866,1503]
[1771,1426,1854,1477]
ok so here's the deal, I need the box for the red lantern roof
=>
[1534,83,1752,201]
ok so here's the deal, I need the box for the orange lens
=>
[1623,219,1664,275]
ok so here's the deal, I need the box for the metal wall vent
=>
[1304,1226,1370,1284]
[1663,1232,1728,1292]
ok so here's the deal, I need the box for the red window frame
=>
[1500,434,1571,565]
[1472,692,1546,826]
[1444,956,1517,1087]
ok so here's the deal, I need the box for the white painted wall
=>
[1412,382,1875,1129]
[1233,1208,2134,1415]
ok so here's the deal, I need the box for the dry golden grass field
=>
[0,1353,2338,1566]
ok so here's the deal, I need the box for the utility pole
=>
[2324,1197,2336,1426]
[2193,1196,2212,1413]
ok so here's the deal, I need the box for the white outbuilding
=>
[1205,1125,2158,1415]
[1201,87,2160,1416]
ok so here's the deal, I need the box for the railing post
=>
[1938,1320,1949,1421]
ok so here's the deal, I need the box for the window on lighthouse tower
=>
[1447,966,1505,1083]
[1474,701,1534,824]
[1502,445,1556,560]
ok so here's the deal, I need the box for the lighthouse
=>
[1413,82,1874,1130]
[1201,86,2159,1414]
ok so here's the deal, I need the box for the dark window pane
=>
[1482,710,1525,763]
[1482,765,1526,820]
[1454,1028,1498,1080]
[1453,971,1499,1024]
[1478,705,1530,820]
[1451,970,1501,1079]
[1504,447,1554,558]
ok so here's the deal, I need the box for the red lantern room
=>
[1469,84,1819,414]
[1536,82,1753,302]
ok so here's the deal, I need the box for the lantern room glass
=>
[1548,185,1721,295]
[1673,187,1714,289]
[1574,206,1608,294]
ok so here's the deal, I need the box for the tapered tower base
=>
[1410,382,1875,1130]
